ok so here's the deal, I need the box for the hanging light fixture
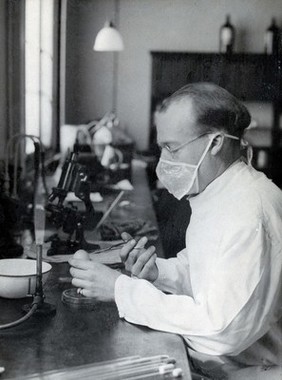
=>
[93,0,124,112]
[93,21,124,51]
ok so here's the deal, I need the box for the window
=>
[25,0,58,154]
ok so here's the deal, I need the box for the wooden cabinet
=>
[151,52,281,102]
[150,52,282,185]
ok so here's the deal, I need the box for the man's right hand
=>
[119,232,159,282]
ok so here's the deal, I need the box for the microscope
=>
[45,150,101,255]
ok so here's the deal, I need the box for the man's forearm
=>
[153,257,192,295]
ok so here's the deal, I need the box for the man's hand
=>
[69,259,121,302]
[119,232,159,282]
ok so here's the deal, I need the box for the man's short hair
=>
[158,82,251,138]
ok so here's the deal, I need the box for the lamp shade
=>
[93,21,124,51]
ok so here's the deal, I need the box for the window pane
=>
[25,0,54,153]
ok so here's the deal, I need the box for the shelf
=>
[245,127,282,148]
[150,52,281,103]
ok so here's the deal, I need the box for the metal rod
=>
[34,177,46,299]
[35,244,43,297]
[94,190,124,230]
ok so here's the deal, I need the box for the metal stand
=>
[23,244,56,317]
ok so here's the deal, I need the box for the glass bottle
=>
[264,18,280,55]
[219,15,235,54]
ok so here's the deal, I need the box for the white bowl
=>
[0,259,52,299]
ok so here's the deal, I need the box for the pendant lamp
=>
[93,21,124,52]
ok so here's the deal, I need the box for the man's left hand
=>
[69,259,121,302]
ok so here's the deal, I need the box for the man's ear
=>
[210,134,224,156]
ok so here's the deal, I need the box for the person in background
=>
[69,83,282,379]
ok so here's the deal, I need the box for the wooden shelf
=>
[150,52,281,103]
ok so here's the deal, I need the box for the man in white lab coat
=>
[70,83,282,379]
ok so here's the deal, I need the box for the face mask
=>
[156,133,239,200]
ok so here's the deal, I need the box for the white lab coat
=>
[115,161,282,363]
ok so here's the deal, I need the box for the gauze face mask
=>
[156,133,239,200]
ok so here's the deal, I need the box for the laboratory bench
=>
[0,162,192,380]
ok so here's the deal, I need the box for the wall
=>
[65,0,282,150]
[65,0,116,123]
[0,1,7,159]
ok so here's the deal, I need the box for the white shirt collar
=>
[188,159,245,205]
